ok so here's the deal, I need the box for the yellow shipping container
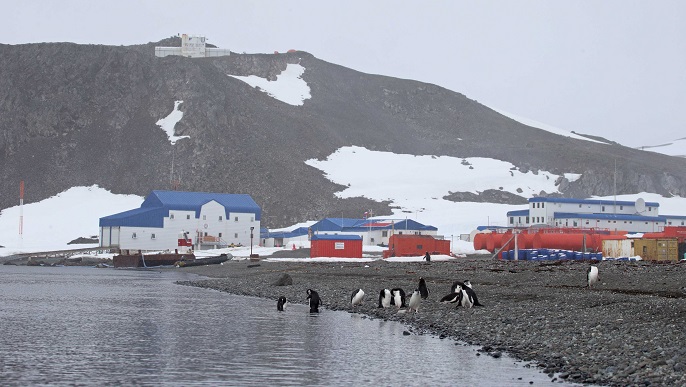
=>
[634,238,679,261]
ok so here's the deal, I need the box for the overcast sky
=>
[3,1,684,147]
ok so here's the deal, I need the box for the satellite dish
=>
[635,198,646,213]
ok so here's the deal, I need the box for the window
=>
[219,216,223,221]
[399,231,403,235]
[579,204,582,208]
[602,206,605,212]
[416,244,423,250]
[234,216,239,222]
[132,232,137,239]
[203,215,206,220]
[382,231,388,237]
[218,233,223,238]
[251,217,254,222]
[170,214,175,219]
[585,220,589,225]
[526,217,529,223]
[187,215,190,220]
[151,233,156,239]
[541,203,545,208]
[371,238,375,243]
[620,206,623,210]
[509,217,514,224]
[649,207,652,212]
[234,233,238,238]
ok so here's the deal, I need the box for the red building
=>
[383,234,450,258]
[310,235,363,258]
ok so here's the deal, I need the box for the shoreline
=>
[179,256,686,386]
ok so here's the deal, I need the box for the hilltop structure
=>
[155,34,231,58]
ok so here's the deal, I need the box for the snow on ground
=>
[306,146,571,237]
[490,107,608,144]
[156,100,190,144]
[2,146,686,258]
[0,186,143,255]
[228,64,311,106]
[635,137,686,158]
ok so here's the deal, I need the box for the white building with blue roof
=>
[506,197,685,233]
[260,217,439,247]
[99,190,261,252]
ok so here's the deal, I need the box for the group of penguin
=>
[277,277,484,314]
[276,265,599,313]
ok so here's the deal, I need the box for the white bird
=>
[351,289,365,307]
[587,265,599,288]
[378,289,392,308]
[407,289,422,314]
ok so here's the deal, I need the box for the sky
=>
[2,58,686,258]
[2,1,685,148]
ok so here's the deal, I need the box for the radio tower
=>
[19,180,24,239]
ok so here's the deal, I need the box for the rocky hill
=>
[1,38,685,227]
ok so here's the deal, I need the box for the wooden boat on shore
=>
[113,252,195,268]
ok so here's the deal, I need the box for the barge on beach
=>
[113,250,195,268]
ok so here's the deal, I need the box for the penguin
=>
[390,288,406,308]
[378,288,392,308]
[407,289,422,314]
[451,280,462,293]
[439,290,462,304]
[277,296,287,311]
[306,289,321,313]
[455,283,474,309]
[418,277,429,300]
[462,280,484,306]
[587,265,599,288]
[351,288,365,307]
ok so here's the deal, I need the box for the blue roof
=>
[311,234,362,241]
[507,209,529,217]
[100,190,261,228]
[260,227,310,239]
[309,218,437,233]
[553,212,666,222]
[529,197,659,207]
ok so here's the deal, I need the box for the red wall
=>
[384,235,450,258]
[310,239,363,258]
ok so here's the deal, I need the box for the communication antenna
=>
[613,159,617,214]
[635,198,646,214]
[19,180,24,238]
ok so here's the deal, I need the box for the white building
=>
[155,34,231,58]
[99,190,261,252]
[506,197,686,233]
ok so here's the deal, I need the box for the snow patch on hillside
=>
[491,107,607,144]
[635,137,686,158]
[229,64,311,106]
[156,100,190,144]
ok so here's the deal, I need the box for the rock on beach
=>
[179,256,686,386]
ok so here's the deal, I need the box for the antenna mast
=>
[19,181,24,238]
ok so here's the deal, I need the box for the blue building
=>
[506,197,686,233]
[100,190,261,252]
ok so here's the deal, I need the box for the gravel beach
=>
[179,255,686,386]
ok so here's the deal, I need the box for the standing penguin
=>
[418,277,429,299]
[277,296,288,311]
[424,251,431,262]
[390,288,406,308]
[587,265,599,288]
[306,289,321,313]
[456,283,474,309]
[378,289,392,308]
[351,289,365,307]
[407,289,422,314]
[462,280,484,306]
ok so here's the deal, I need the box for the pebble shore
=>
[179,256,686,386]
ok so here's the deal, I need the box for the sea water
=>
[0,266,578,386]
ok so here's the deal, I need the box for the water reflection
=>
[0,266,576,386]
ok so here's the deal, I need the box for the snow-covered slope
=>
[2,146,685,257]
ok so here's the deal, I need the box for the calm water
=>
[0,266,575,386]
